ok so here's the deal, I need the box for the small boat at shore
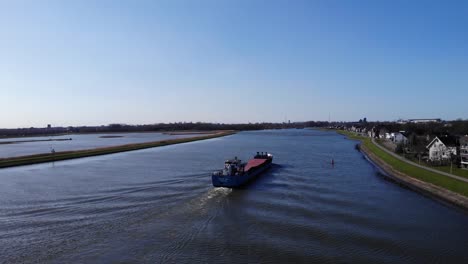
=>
[212,152,273,188]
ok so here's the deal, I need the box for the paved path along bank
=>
[371,138,468,183]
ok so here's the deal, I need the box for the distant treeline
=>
[0,121,331,137]
[2,120,466,138]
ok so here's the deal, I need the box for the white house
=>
[384,132,392,140]
[377,127,389,139]
[391,132,408,145]
[426,136,457,161]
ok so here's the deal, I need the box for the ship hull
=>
[212,159,272,188]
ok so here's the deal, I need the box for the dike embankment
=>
[358,143,468,211]
[0,131,236,169]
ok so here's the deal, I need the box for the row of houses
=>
[376,131,409,144]
[342,125,468,169]
[461,137,468,169]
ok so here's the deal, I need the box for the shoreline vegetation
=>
[0,131,236,169]
[0,138,72,145]
[0,130,214,140]
[336,130,468,210]
[0,130,234,139]
[0,122,319,139]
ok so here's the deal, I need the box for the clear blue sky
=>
[1,0,467,128]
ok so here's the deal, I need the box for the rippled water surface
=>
[0,129,467,263]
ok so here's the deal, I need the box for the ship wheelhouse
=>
[221,157,244,176]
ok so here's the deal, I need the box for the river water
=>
[0,132,196,158]
[0,129,467,263]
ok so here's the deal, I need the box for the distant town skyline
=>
[1,1,467,128]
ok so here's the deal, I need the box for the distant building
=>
[426,136,458,161]
[367,128,376,138]
[396,119,408,124]
[408,118,441,124]
[460,136,468,170]
[350,125,365,133]
[378,127,389,139]
[391,132,408,145]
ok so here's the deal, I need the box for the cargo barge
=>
[212,152,273,188]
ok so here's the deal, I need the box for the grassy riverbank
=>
[0,131,236,169]
[337,130,468,198]
[434,166,468,179]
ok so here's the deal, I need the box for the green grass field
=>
[336,130,367,140]
[337,130,468,197]
[430,166,468,179]
[0,131,236,169]
[403,155,468,180]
